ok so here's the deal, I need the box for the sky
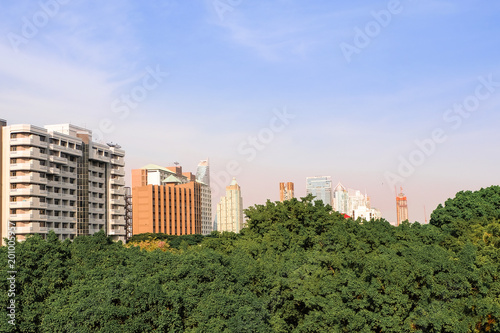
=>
[1,0,500,225]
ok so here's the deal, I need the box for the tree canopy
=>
[2,188,500,332]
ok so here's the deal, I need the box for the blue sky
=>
[1,0,500,224]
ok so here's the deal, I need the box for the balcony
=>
[10,186,48,197]
[60,169,76,178]
[110,217,126,226]
[48,154,67,164]
[48,143,82,157]
[107,228,126,236]
[47,215,74,223]
[10,148,47,160]
[10,160,48,173]
[110,198,125,205]
[111,187,126,195]
[110,208,125,215]
[89,175,104,183]
[110,178,125,186]
[10,199,48,209]
[10,211,48,221]
[11,136,48,148]
[59,182,77,190]
[90,186,105,194]
[111,166,125,176]
[111,156,125,166]
[90,207,106,214]
[89,151,110,163]
[15,224,49,234]
[10,174,48,184]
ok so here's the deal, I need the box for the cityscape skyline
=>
[1,2,499,225]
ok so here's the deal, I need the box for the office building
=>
[279,182,294,202]
[333,182,349,214]
[131,164,202,235]
[196,159,212,235]
[216,177,243,233]
[0,122,126,243]
[396,188,409,226]
[306,176,332,206]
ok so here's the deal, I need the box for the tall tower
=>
[396,187,408,226]
[279,182,294,202]
[333,182,349,214]
[306,176,332,206]
[216,177,243,233]
[196,159,212,235]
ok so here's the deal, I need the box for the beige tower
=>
[396,188,408,226]
[216,177,243,233]
[279,182,294,202]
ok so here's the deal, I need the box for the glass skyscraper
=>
[306,176,333,206]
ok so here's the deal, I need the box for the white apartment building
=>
[216,177,243,233]
[0,122,126,243]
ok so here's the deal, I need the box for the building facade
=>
[333,182,349,214]
[131,164,202,235]
[0,122,126,243]
[216,177,243,233]
[279,182,294,202]
[306,176,332,206]
[196,159,212,235]
[396,188,409,226]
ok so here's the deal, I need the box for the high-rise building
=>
[216,177,243,233]
[279,182,294,202]
[306,176,332,206]
[1,122,127,243]
[124,186,132,241]
[333,182,349,214]
[332,182,382,220]
[396,188,408,226]
[196,159,212,235]
[131,164,202,235]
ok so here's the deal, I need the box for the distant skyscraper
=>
[196,159,210,185]
[216,177,243,233]
[396,188,408,226]
[279,182,294,202]
[332,182,382,220]
[306,176,332,206]
[333,182,349,214]
[196,159,212,235]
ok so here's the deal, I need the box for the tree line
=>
[1,186,500,332]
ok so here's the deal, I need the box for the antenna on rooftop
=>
[174,161,180,166]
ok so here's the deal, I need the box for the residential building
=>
[306,176,332,206]
[216,177,243,233]
[279,182,294,202]
[396,188,409,226]
[131,164,202,235]
[196,159,212,235]
[0,122,126,243]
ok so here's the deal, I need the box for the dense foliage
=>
[2,186,500,332]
